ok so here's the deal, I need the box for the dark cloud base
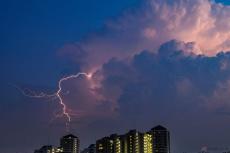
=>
[95,40,230,152]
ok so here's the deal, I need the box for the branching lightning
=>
[13,85,56,98]
[15,72,93,130]
[56,72,92,122]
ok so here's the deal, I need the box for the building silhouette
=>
[33,125,169,153]
[95,125,170,153]
[96,135,116,153]
[150,125,170,153]
[60,134,80,153]
[126,130,143,153]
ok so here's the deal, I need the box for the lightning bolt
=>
[56,72,92,122]
[15,72,93,130]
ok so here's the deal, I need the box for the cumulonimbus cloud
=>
[59,40,230,123]
[59,0,230,70]
[51,1,230,152]
[56,0,230,122]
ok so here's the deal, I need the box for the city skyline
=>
[32,124,230,153]
[95,125,170,153]
[34,124,170,153]
[1,0,230,153]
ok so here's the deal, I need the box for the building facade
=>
[96,135,114,153]
[126,130,143,153]
[60,134,80,153]
[95,125,170,153]
[143,133,152,153]
[150,125,170,153]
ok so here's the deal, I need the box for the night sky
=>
[1,0,230,153]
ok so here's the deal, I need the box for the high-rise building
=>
[111,134,122,153]
[95,125,170,153]
[96,136,112,153]
[143,132,152,153]
[60,134,80,153]
[126,130,142,153]
[96,135,114,153]
[95,130,151,153]
[119,135,128,153]
[150,125,170,153]
[96,134,123,153]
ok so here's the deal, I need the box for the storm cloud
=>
[60,40,230,152]
[55,1,230,151]
[6,0,230,152]
[85,40,229,117]
[59,0,230,70]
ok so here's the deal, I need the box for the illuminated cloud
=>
[56,0,230,127]
[59,0,230,69]
[59,40,230,125]
[2,1,230,152]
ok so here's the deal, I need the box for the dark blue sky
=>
[0,0,230,153]
[0,0,140,87]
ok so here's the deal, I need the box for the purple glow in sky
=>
[1,0,230,153]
